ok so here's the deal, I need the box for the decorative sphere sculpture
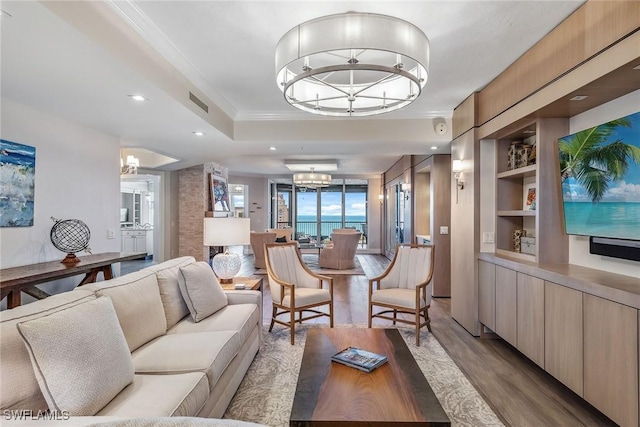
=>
[50,217,91,263]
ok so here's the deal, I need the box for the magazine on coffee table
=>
[331,347,388,373]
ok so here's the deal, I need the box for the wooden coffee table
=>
[290,328,450,426]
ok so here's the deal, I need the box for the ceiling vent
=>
[189,92,209,113]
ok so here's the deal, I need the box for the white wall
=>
[567,89,640,278]
[1,99,121,299]
[228,175,270,232]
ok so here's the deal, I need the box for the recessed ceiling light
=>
[570,95,588,101]
[193,131,205,136]
[128,95,147,102]
[269,147,277,151]
[430,146,437,150]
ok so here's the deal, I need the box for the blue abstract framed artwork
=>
[0,139,36,227]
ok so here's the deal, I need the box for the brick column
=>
[178,165,208,261]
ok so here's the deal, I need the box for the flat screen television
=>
[558,111,640,261]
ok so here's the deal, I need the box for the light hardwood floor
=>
[125,253,616,426]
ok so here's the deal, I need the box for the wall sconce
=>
[401,182,410,201]
[378,194,384,204]
[121,155,139,175]
[452,160,464,203]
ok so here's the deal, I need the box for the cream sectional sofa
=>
[0,256,262,425]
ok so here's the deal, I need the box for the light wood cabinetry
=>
[480,253,640,425]
[478,260,496,330]
[495,266,517,347]
[516,273,544,368]
[544,282,583,397]
[584,294,638,427]
[494,119,568,264]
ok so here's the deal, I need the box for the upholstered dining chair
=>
[265,242,334,344]
[249,232,277,269]
[368,244,435,346]
[318,231,361,270]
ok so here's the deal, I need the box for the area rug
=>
[253,254,365,275]
[224,324,504,427]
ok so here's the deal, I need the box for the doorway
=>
[120,174,161,261]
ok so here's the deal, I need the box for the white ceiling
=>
[0,1,585,176]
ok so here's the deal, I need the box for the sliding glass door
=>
[274,179,368,244]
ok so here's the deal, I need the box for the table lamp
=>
[204,217,251,283]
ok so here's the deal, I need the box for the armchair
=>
[266,228,293,243]
[368,244,435,346]
[249,232,277,269]
[265,242,333,344]
[318,231,361,269]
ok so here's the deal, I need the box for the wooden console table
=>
[0,252,147,309]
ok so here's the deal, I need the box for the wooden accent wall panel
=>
[545,281,583,397]
[495,266,517,347]
[584,294,638,427]
[516,273,545,368]
[477,1,640,125]
[430,155,451,297]
[535,118,569,264]
[452,93,478,139]
[450,130,480,335]
[478,260,496,330]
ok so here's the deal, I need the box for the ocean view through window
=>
[274,180,368,243]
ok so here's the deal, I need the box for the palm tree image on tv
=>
[558,111,640,240]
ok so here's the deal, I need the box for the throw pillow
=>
[16,297,134,415]
[275,236,287,243]
[178,262,228,322]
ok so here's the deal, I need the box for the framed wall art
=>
[210,174,230,212]
[0,139,36,227]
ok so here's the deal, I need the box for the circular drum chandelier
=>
[293,168,332,188]
[275,12,430,117]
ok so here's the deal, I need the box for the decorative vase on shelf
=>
[516,144,532,169]
[513,229,526,253]
[507,142,521,170]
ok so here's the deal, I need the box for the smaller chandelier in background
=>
[293,168,332,188]
[275,12,430,117]
[121,155,139,175]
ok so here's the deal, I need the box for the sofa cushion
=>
[132,331,240,391]
[96,373,209,418]
[0,289,95,411]
[167,304,259,345]
[141,256,195,330]
[16,297,134,415]
[87,270,167,351]
[178,262,228,322]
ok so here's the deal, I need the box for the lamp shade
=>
[203,217,251,246]
[276,12,429,117]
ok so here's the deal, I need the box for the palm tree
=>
[559,117,640,202]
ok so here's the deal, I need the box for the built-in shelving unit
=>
[494,118,569,264]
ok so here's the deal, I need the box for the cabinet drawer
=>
[122,230,146,237]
